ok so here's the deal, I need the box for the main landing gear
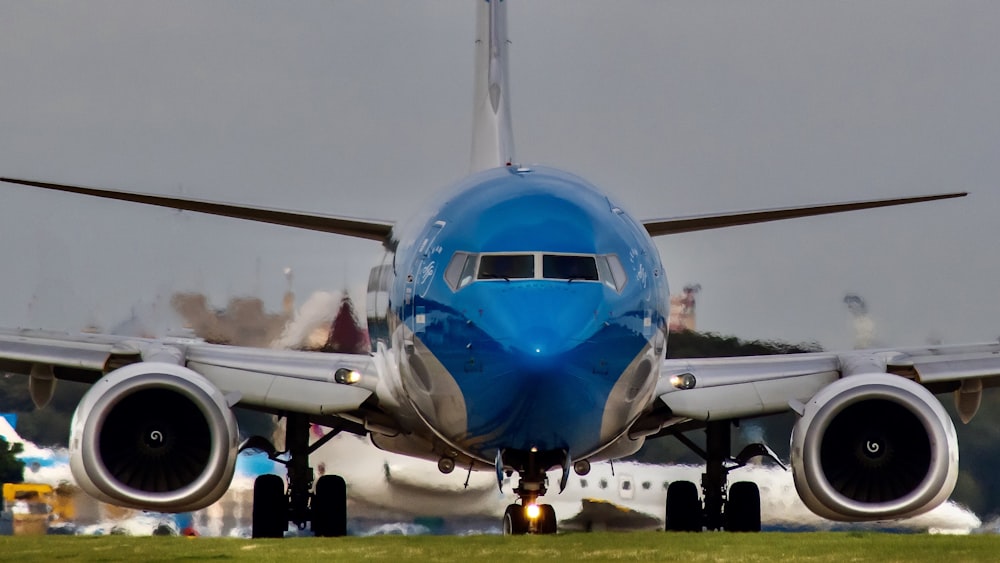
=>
[664,420,780,532]
[243,413,348,538]
[500,449,562,535]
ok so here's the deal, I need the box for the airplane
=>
[0,0,996,537]
[0,414,72,485]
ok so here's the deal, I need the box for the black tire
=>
[539,504,557,535]
[724,481,761,532]
[312,475,348,537]
[252,474,287,538]
[503,504,528,535]
[665,480,701,532]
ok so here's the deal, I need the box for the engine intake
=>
[790,374,958,521]
[69,362,240,513]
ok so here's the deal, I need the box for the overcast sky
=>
[0,1,997,351]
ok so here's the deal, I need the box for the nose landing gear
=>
[499,449,562,535]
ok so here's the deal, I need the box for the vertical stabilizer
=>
[0,414,24,444]
[471,0,515,172]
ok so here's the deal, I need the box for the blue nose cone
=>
[478,282,602,351]
[459,282,620,453]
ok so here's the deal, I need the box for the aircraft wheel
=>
[539,504,557,535]
[665,480,701,532]
[312,474,348,537]
[724,481,761,532]
[252,474,287,538]
[503,504,529,535]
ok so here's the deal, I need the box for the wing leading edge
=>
[641,191,966,237]
[641,341,1000,524]
[649,341,1000,424]
[0,177,394,242]
[0,328,377,417]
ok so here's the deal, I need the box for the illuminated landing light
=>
[525,503,541,520]
[534,347,541,354]
[670,373,697,390]
[334,368,362,385]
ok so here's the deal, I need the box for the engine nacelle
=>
[790,373,958,521]
[69,362,240,513]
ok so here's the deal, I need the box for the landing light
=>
[525,503,541,520]
[334,368,362,385]
[670,373,697,390]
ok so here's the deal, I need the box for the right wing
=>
[0,327,380,421]
[0,326,393,512]
[0,177,395,242]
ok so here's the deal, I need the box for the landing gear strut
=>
[664,420,774,532]
[702,419,729,531]
[247,413,348,538]
[501,449,560,535]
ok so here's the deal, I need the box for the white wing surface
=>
[642,340,1000,523]
[0,328,376,416]
[654,341,1000,423]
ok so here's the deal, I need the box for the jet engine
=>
[790,373,958,521]
[69,362,240,512]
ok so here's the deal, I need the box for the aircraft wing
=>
[0,328,378,421]
[651,341,1000,423]
[641,192,966,237]
[0,177,395,242]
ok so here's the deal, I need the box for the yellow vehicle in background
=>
[1,482,77,535]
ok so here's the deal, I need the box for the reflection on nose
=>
[477,285,602,360]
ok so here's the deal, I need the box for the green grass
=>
[2,532,999,562]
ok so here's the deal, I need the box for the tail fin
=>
[0,413,24,444]
[470,0,515,172]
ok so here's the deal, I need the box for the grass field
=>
[2,532,1000,562]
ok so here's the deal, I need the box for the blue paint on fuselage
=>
[386,166,669,459]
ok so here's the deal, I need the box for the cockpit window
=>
[604,254,628,293]
[478,254,534,280]
[444,251,628,292]
[458,253,479,288]
[596,256,615,291]
[444,252,473,291]
[543,255,598,281]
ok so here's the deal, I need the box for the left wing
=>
[641,192,966,237]
[650,341,1000,423]
[639,340,1000,523]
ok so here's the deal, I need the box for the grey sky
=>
[0,1,997,350]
